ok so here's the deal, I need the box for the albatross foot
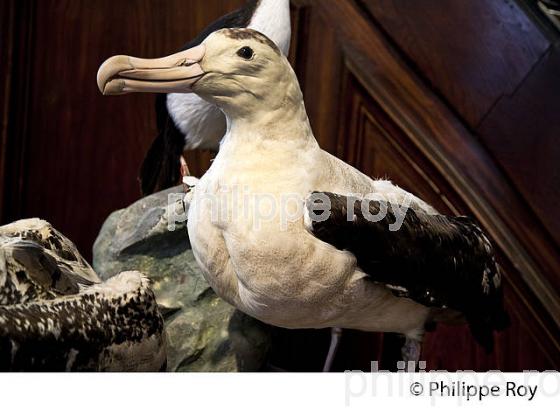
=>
[323,327,343,372]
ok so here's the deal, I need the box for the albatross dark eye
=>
[237,46,254,60]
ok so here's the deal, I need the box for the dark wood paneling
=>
[298,5,344,154]
[361,0,560,253]
[0,0,14,221]
[1,0,36,225]
[361,0,550,128]
[478,47,560,246]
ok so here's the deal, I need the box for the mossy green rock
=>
[93,187,270,372]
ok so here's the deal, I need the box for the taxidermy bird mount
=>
[0,219,166,371]
[98,28,509,366]
[141,0,291,195]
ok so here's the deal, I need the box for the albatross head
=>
[97,28,302,122]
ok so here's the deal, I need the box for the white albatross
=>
[97,28,509,366]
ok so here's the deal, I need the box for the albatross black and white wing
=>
[0,219,166,371]
[305,192,510,352]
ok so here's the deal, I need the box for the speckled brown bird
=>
[0,219,166,371]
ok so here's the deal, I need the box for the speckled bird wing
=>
[0,219,100,305]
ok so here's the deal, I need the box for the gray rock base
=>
[93,187,271,372]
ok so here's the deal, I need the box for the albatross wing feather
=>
[306,192,510,352]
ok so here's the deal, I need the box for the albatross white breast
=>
[98,27,509,360]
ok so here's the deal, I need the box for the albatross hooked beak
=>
[97,45,206,95]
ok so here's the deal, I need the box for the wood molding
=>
[336,69,464,216]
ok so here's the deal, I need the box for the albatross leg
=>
[180,155,190,179]
[401,337,422,372]
[323,327,343,372]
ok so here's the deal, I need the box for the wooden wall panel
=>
[1,0,35,227]
[0,0,14,221]
[478,48,560,247]
[361,0,550,128]
[336,72,464,216]
[360,0,560,252]
[298,4,344,154]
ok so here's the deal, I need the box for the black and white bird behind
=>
[141,0,291,195]
[0,219,166,371]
